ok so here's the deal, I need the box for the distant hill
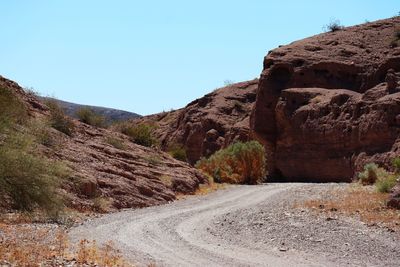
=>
[40,97,141,123]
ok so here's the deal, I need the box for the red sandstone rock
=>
[0,76,207,211]
[134,79,258,164]
[251,17,400,182]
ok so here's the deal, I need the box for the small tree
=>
[323,19,344,32]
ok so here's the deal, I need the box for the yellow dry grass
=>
[300,185,400,230]
[176,181,227,200]
[0,223,132,266]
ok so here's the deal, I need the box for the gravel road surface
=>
[69,183,400,267]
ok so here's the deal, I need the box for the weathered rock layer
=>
[136,79,258,164]
[0,76,207,211]
[251,17,400,182]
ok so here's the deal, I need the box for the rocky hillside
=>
[251,17,400,183]
[134,79,258,164]
[0,75,206,211]
[40,97,141,123]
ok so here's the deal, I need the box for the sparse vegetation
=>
[196,141,266,184]
[0,131,69,215]
[301,185,400,230]
[324,19,344,32]
[393,157,400,173]
[358,161,398,193]
[358,163,379,185]
[167,142,187,161]
[145,155,164,166]
[376,173,397,193]
[93,196,112,213]
[105,136,126,150]
[46,99,75,136]
[0,224,130,266]
[76,107,106,128]
[223,79,235,86]
[160,175,173,187]
[0,87,28,129]
[116,122,158,147]
[0,87,69,216]
[23,86,39,97]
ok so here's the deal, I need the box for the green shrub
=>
[45,99,74,136]
[375,171,397,193]
[0,87,28,130]
[196,141,266,184]
[392,157,400,174]
[167,143,187,162]
[105,136,126,150]
[76,107,106,128]
[144,155,163,166]
[358,163,379,185]
[117,122,158,147]
[0,131,68,214]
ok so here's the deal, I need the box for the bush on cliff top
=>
[196,141,266,184]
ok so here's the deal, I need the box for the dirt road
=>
[69,183,400,267]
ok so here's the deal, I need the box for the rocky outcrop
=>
[135,79,258,164]
[0,75,207,211]
[251,17,400,182]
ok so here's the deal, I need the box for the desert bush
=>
[324,19,344,32]
[92,197,112,213]
[76,107,106,128]
[167,143,187,161]
[0,131,68,214]
[145,155,164,166]
[105,136,126,150]
[45,99,74,136]
[0,87,28,130]
[393,157,400,174]
[196,141,266,184]
[117,122,158,147]
[375,171,398,193]
[358,163,379,185]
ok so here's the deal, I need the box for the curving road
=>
[69,183,400,267]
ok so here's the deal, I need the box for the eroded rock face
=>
[0,75,207,211]
[251,17,400,182]
[136,79,258,164]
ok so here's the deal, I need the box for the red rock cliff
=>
[251,17,400,182]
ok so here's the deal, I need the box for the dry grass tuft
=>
[301,185,400,230]
[0,223,132,266]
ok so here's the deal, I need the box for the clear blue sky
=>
[0,1,398,115]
